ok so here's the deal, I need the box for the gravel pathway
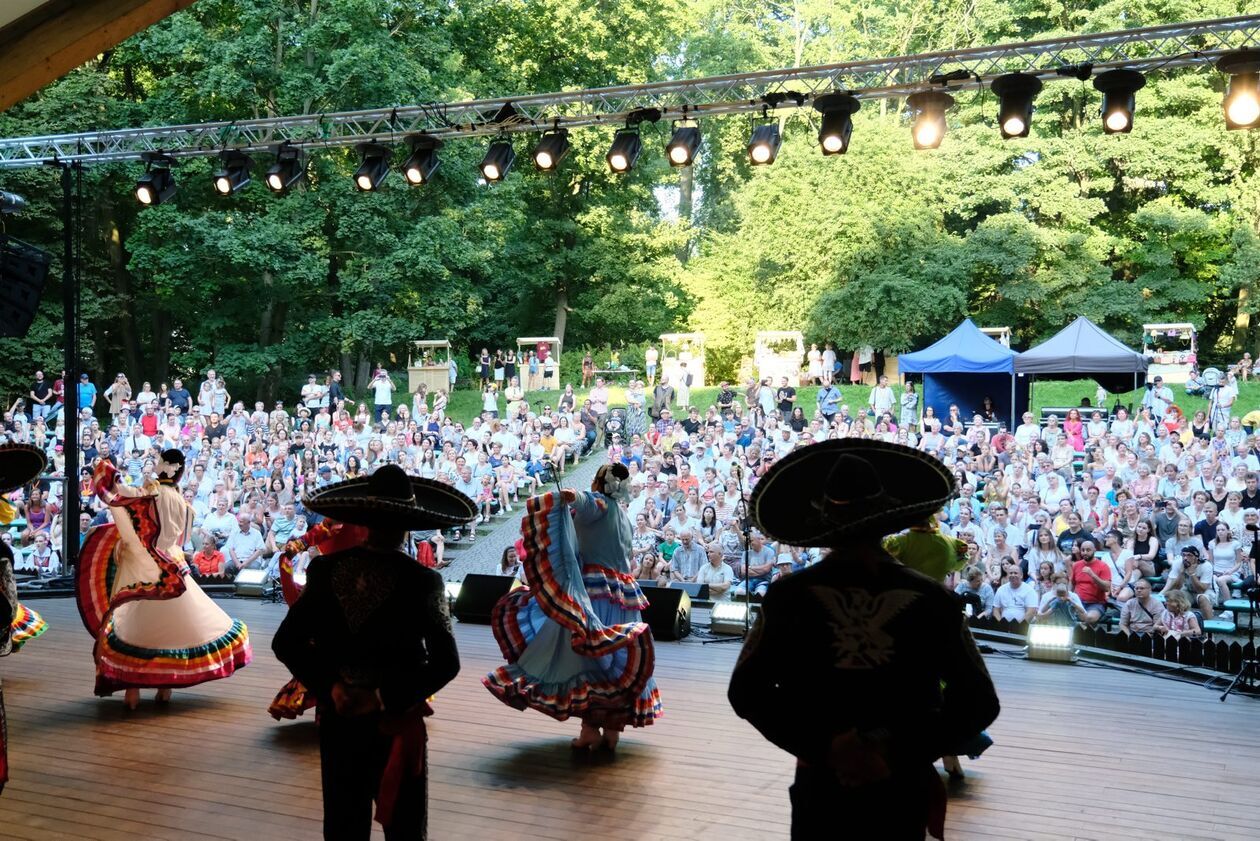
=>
[438,453,605,580]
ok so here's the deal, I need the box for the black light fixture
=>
[212,150,253,195]
[666,124,701,167]
[813,92,860,155]
[135,153,176,206]
[906,91,954,150]
[747,123,782,166]
[265,143,305,193]
[1093,69,1146,134]
[1218,50,1260,130]
[532,128,571,171]
[353,143,391,192]
[480,139,516,182]
[401,135,442,185]
[991,72,1043,139]
[606,128,642,173]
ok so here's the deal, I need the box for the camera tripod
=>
[1219,585,1259,701]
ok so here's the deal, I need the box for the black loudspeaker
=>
[452,573,516,624]
[639,584,692,641]
[0,235,50,338]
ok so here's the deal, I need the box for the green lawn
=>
[439,379,1258,427]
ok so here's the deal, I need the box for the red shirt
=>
[1071,558,1111,604]
[193,548,224,576]
[141,413,159,436]
[536,342,550,361]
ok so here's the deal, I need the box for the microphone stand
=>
[704,461,754,645]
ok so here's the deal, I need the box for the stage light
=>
[353,143,391,192]
[532,128,571,171]
[747,124,782,165]
[135,154,176,206]
[1026,624,1076,663]
[991,73,1043,139]
[1218,50,1260,130]
[480,140,516,182]
[265,144,305,193]
[212,150,253,195]
[710,601,752,636]
[666,125,701,167]
[1093,69,1145,134]
[401,135,442,185]
[445,581,462,605]
[606,128,642,173]
[906,91,954,150]
[813,92,860,155]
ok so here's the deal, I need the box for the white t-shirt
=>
[372,378,393,405]
[992,580,1038,619]
[695,561,735,600]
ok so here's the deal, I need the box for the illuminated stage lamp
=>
[991,72,1043,139]
[710,601,751,636]
[666,124,701,167]
[1026,624,1076,663]
[1218,50,1260,130]
[532,128,571,172]
[814,92,860,155]
[1093,68,1145,134]
[265,144,306,193]
[135,155,176,206]
[212,150,253,195]
[480,140,516,182]
[444,580,462,605]
[606,128,642,173]
[401,135,442,185]
[353,143,391,192]
[747,123,782,166]
[906,91,954,150]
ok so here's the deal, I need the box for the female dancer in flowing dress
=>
[78,451,251,708]
[484,462,662,750]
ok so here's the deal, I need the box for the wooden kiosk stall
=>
[1142,323,1198,384]
[408,340,453,394]
[980,326,1012,348]
[517,336,562,390]
[659,332,705,388]
[755,330,805,386]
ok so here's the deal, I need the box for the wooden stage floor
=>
[2,598,1258,840]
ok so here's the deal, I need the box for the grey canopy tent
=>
[1014,316,1148,393]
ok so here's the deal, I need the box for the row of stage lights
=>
[135,52,1260,206]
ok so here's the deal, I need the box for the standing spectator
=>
[77,372,97,414]
[899,381,919,432]
[581,351,594,388]
[820,342,836,385]
[816,381,840,427]
[775,377,796,417]
[589,377,609,447]
[677,362,693,408]
[651,376,674,421]
[1143,375,1174,422]
[167,377,192,415]
[301,374,326,411]
[105,373,131,422]
[644,345,659,386]
[867,375,894,419]
[28,370,51,421]
[370,366,396,422]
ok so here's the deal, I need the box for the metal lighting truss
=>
[0,13,1257,169]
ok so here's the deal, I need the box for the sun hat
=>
[303,464,476,531]
[750,439,955,547]
[0,444,47,493]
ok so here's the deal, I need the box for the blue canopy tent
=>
[899,319,1029,428]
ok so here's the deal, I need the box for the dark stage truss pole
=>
[0,14,1256,168]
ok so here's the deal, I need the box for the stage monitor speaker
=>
[639,584,692,641]
[452,573,515,624]
[0,235,50,339]
[233,568,271,598]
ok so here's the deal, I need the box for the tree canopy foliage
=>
[0,0,1257,395]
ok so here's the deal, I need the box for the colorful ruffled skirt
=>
[484,493,662,729]
[9,603,47,651]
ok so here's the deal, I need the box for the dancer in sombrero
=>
[0,444,49,794]
[78,452,251,709]
[273,465,472,839]
[484,462,662,751]
[728,440,999,840]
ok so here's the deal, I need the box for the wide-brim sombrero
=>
[750,439,955,547]
[303,467,476,531]
[0,443,47,494]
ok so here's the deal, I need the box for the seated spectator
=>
[1036,578,1088,625]
[222,512,265,575]
[731,530,777,599]
[24,531,60,577]
[1118,579,1166,636]
[1163,545,1218,620]
[954,564,994,616]
[670,528,706,582]
[191,529,226,577]
[498,545,522,580]
[1069,539,1111,626]
[634,548,669,583]
[695,544,735,601]
[991,565,1037,622]
[1156,589,1201,639]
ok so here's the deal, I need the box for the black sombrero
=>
[0,444,47,494]
[303,464,476,531]
[749,439,955,547]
